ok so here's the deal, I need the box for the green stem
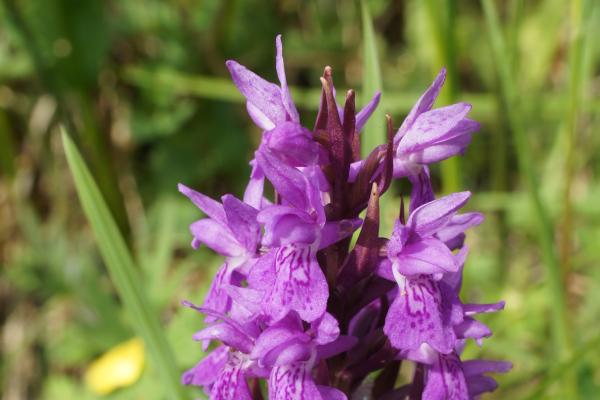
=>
[480,0,576,397]
[559,0,591,273]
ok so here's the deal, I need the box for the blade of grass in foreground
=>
[480,1,577,398]
[62,129,186,400]
[360,0,385,158]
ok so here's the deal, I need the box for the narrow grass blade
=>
[360,0,385,158]
[423,0,461,192]
[480,1,577,397]
[61,129,186,400]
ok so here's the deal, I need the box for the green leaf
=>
[61,129,186,400]
[360,0,385,158]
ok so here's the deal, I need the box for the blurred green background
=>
[1,0,599,398]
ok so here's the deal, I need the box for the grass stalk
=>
[559,0,592,273]
[423,0,461,192]
[62,129,186,400]
[480,0,577,397]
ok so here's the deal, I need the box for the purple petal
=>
[193,322,254,354]
[463,360,512,376]
[255,148,313,212]
[178,183,226,224]
[408,167,435,213]
[416,130,474,164]
[247,250,277,291]
[316,335,358,360]
[319,219,362,249]
[454,317,492,341]
[397,103,472,154]
[258,205,318,247]
[201,262,234,319]
[396,68,446,144]
[435,212,484,247]
[312,312,340,345]
[252,325,311,366]
[222,194,260,252]
[408,191,471,237]
[243,160,265,209]
[466,375,498,397]
[356,91,381,132]
[264,122,319,166]
[275,35,300,123]
[226,60,286,131]
[422,352,469,400]
[268,364,323,400]
[384,276,456,354]
[317,386,348,400]
[463,301,505,316]
[264,244,328,322]
[210,351,253,400]
[181,346,228,386]
[399,343,438,365]
[394,238,458,276]
[189,219,243,256]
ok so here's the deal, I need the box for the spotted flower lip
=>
[180,34,509,400]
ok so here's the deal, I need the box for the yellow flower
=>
[85,337,145,395]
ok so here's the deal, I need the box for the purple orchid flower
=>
[379,192,472,353]
[248,148,360,323]
[227,35,299,131]
[178,184,261,318]
[392,68,480,178]
[180,35,509,399]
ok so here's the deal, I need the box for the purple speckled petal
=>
[181,346,228,386]
[179,183,227,224]
[395,68,446,144]
[408,167,435,213]
[226,60,286,131]
[210,351,253,400]
[222,194,260,252]
[397,103,472,154]
[384,276,456,353]
[319,219,362,249]
[275,35,300,123]
[422,352,469,400]
[268,364,323,400]
[407,192,471,237]
[247,250,277,291]
[394,237,458,276]
[416,130,474,164]
[189,219,243,256]
[356,91,381,132]
[264,244,328,322]
[202,262,234,318]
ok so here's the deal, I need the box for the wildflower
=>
[180,35,509,399]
